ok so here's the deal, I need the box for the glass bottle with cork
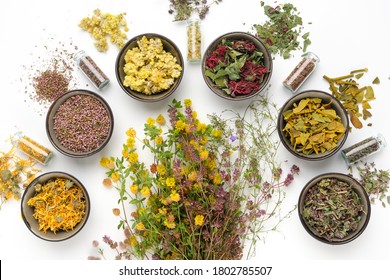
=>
[341,134,387,166]
[187,15,202,63]
[74,50,110,90]
[11,132,53,165]
[283,52,319,93]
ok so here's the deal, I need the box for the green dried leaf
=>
[372,77,380,84]
[365,86,375,100]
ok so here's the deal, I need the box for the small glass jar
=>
[341,134,387,166]
[187,17,202,63]
[11,132,53,165]
[74,50,110,90]
[283,52,319,93]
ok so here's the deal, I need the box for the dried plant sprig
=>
[168,0,223,21]
[92,94,298,260]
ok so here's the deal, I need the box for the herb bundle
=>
[204,39,268,96]
[253,2,311,59]
[93,95,298,260]
[168,0,223,21]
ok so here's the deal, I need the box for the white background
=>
[1,0,390,278]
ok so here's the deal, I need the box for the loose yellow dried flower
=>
[79,9,129,52]
[156,114,166,126]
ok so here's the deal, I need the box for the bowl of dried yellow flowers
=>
[277,90,349,160]
[21,171,90,242]
[115,33,184,102]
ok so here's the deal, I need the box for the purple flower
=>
[229,135,237,142]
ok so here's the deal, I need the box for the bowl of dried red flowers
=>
[115,33,184,102]
[46,89,114,158]
[21,171,90,242]
[202,31,272,100]
[298,173,370,244]
[277,90,349,161]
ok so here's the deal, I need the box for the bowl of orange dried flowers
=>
[21,171,90,242]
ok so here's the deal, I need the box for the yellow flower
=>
[194,215,204,226]
[129,236,138,246]
[213,173,222,185]
[188,171,197,181]
[166,177,176,187]
[146,117,155,126]
[128,152,138,163]
[192,110,198,119]
[136,222,145,231]
[100,157,114,169]
[155,136,163,145]
[212,129,223,138]
[122,149,129,158]
[126,137,136,148]
[170,190,180,202]
[164,219,176,229]
[158,207,167,215]
[175,119,186,131]
[156,114,166,125]
[129,184,138,194]
[126,128,136,138]
[157,164,166,176]
[111,172,120,182]
[140,186,151,197]
[197,122,207,133]
[184,99,192,108]
[200,150,209,160]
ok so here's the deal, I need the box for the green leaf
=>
[224,56,246,81]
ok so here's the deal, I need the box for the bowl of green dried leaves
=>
[202,31,272,100]
[298,173,371,244]
[277,90,349,160]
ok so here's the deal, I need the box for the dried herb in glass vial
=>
[74,50,110,90]
[11,132,53,165]
[187,17,202,62]
[341,134,386,166]
[283,52,319,93]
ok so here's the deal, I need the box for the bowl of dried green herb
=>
[202,31,272,100]
[46,89,114,158]
[115,33,184,102]
[277,90,349,160]
[298,173,371,244]
[21,171,90,242]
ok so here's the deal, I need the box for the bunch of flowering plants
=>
[204,38,269,97]
[93,96,298,260]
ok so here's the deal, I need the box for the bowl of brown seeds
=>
[46,89,114,157]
